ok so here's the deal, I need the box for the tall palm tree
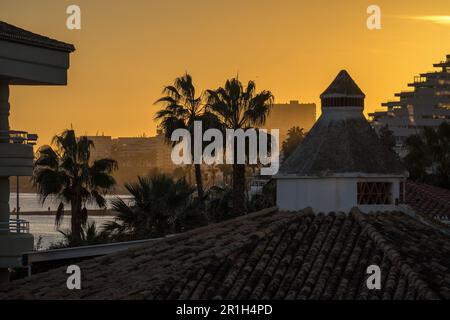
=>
[104,174,199,240]
[206,78,274,214]
[33,129,117,243]
[154,73,215,199]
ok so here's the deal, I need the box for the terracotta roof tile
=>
[1,204,449,300]
[406,181,450,221]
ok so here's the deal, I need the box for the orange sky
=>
[2,0,450,146]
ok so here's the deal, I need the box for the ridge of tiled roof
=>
[1,207,449,300]
[0,21,75,52]
[406,181,450,221]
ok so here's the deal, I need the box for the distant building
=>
[88,135,113,160]
[153,131,176,173]
[276,70,408,213]
[369,54,450,156]
[86,133,175,187]
[263,100,316,143]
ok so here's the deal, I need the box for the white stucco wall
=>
[277,176,404,213]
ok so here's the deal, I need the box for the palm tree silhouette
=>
[206,78,274,214]
[155,73,216,199]
[104,174,196,240]
[33,129,117,243]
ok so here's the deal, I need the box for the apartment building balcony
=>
[0,130,35,274]
[408,77,433,88]
[394,91,414,98]
[0,130,37,177]
[433,60,450,68]
[381,100,404,107]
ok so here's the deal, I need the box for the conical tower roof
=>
[320,70,365,98]
[278,71,406,177]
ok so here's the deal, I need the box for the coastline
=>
[10,209,118,216]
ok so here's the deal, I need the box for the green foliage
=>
[378,125,396,152]
[282,126,305,160]
[404,122,450,189]
[50,222,109,249]
[103,174,204,240]
[205,186,236,223]
[206,78,274,214]
[248,180,276,212]
[206,179,277,223]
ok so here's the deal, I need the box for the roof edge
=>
[275,172,409,179]
[0,21,75,53]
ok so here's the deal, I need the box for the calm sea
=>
[9,193,132,250]
[21,215,114,250]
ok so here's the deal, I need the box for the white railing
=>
[0,130,38,145]
[0,219,30,234]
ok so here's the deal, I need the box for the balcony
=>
[0,219,30,234]
[0,130,37,145]
[0,130,37,177]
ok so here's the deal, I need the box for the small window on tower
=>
[357,182,393,205]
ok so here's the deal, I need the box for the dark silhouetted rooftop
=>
[0,21,75,52]
[1,205,449,300]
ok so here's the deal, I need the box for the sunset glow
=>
[2,0,450,146]
[413,15,450,24]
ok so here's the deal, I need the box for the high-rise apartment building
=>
[370,54,450,156]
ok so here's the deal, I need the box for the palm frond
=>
[34,145,59,168]
[55,202,65,228]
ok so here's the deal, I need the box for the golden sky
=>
[2,0,450,146]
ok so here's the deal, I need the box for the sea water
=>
[8,193,132,250]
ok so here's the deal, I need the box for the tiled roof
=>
[278,116,407,176]
[406,181,450,221]
[2,207,449,300]
[320,70,365,98]
[0,21,75,52]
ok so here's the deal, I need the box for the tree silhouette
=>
[281,126,305,160]
[207,78,273,214]
[33,129,117,243]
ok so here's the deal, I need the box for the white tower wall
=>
[277,176,404,213]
